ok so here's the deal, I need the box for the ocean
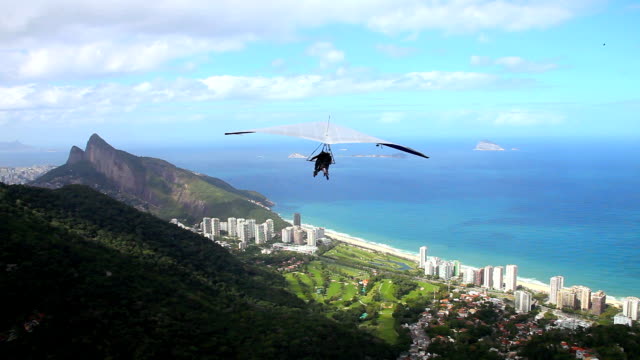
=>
[4,137,639,299]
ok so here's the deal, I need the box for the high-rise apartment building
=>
[549,276,564,305]
[515,290,532,313]
[463,269,475,284]
[281,227,293,243]
[202,217,212,235]
[623,297,640,321]
[473,269,483,287]
[558,288,578,309]
[238,223,250,243]
[573,286,591,311]
[591,291,606,315]
[419,246,428,268]
[212,218,220,237]
[504,265,518,292]
[492,266,504,291]
[228,217,237,237]
[255,224,268,244]
[293,228,305,245]
[425,262,435,277]
[265,219,274,236]
[293,213,301,226]
[483,266,493,289]
[306,228,317,246]
[453,260,461,277]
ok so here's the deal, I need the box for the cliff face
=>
[32,134,284,226]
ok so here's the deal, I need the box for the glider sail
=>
[225,121,429,159]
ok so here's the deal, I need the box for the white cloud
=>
[0,0,593,80]
[307,42,345,67]
[375,44,416,57]
[494,110,565,126]
[470,55,558,73]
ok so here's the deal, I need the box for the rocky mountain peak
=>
[67,146,85,165]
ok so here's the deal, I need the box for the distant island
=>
[288,153,307,159]
[474,140,505,151]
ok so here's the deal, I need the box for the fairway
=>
[283,243,440,345]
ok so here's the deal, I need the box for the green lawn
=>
[403,281,440,302]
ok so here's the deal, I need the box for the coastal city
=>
[175,211,639,359]
[0,165,56,185]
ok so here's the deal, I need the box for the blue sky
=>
[1,0,638,147]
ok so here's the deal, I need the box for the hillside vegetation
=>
[0,184,394,359]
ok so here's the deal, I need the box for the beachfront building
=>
[504,264,518,292]
[462,268,475,284]
[573,286,592,311]
[558,288,578,310]
[425,262,435,277]
[614,313,633,326]
[549,275,564,305]
[281,227,293,243]
[515,290,532,313]
[623,297,640,321]
[306,228,317,246]
[419,246,428,268]
[492,266,504,291]
[438,262,454,281]
[473,269,483,287]
[591,291,606,315]
[293,213,301,226]
[482,266,493,289]
[453,260,461,277]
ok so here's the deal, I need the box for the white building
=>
[211,218,221,237]
[246,219,256,239]
[462,269,475,284]
[483,266,493,289]
[202,217,212,235]
[419,246,428,268]
[265,219,274,236]
[228,217,237,237]
[306,228,317,246]
[438,262,454,281]
[492,266,504,291]
[504,264,518,292]
[255,224,267,244]
[614,313,633,326]
[281,227,293,243]
[293,228,305,245]
[623,297,640,321]
[238,222,250,243]
[515,290,532,313]
[549,275,564,305]
[425,262,435,277]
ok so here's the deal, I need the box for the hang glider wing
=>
[225,121,429,159]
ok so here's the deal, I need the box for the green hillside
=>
[0,184,394,359]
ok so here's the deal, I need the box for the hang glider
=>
[225,121,429,159]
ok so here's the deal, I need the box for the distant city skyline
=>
[2,1,639,147]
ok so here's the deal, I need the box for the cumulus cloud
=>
[0,0,593,80]
[307,42,345,67]
[470,55,559,73]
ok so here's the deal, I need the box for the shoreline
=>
[294,221,624,308]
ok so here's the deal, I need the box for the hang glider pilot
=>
[310,151,332,180]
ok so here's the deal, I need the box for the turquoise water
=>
[5,138,639,299]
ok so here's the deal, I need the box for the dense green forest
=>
[0,184,395,359]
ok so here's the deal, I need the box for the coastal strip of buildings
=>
[172,212,325,255]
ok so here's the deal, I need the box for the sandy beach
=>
[308,224,624,308]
